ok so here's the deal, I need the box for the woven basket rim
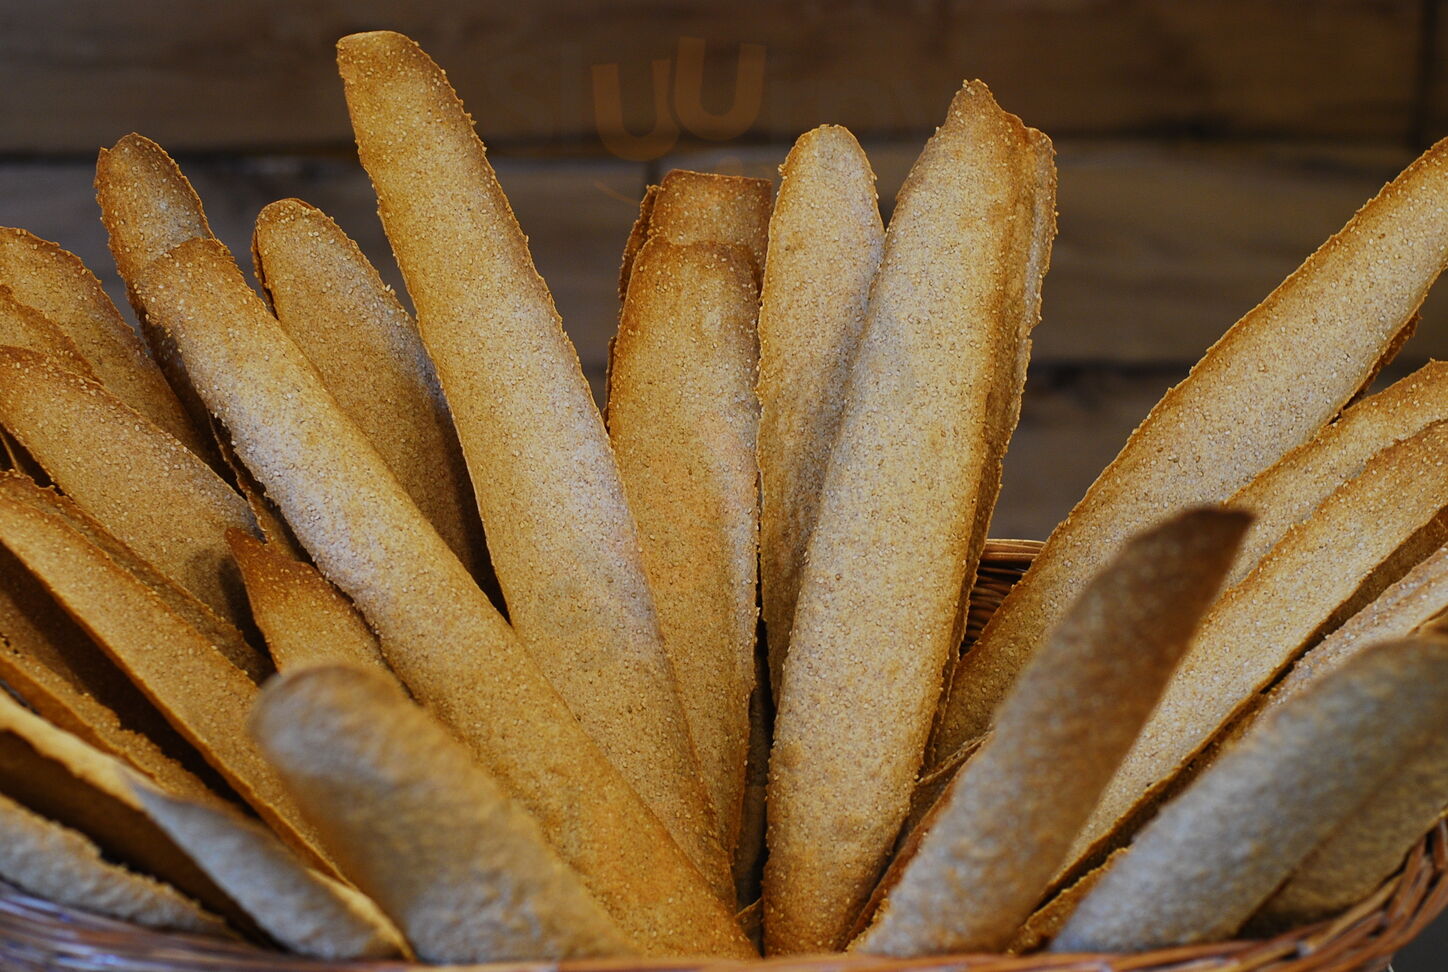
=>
[0,538,1442,972]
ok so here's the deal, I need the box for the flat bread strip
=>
[853,510,1248,956]
[756,126,884,694]
[252,198,482,575]
[228,530,391,676]
[0,347,261,636]
[254,666,637,962]
[0,690,254,930]
[935,137,1448,761]
[0,476,331,873]
[1052,636,1448,953]
[1222,361,1448,589]
[645,170,772,278]
[212,423,303,558]
[0,286,97,378]
[129,778,407,960]
[609,238,760,857]
[337,29,727,897]
[1250,740,1448,930]
[0,472,263,683]
[94,134,224,462]
[763,81,1054,955]
[0,227,203,454]
[133,236,752,958]
[618,184,659,300]
[1056,421,1448,887]
[1007,851,1123,954]
[0,789,226,936]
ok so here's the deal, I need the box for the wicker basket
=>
[0,539,1443,972]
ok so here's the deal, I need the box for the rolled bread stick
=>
[337,29,727,898]
[763,80,1055,955]
[252,198,482,575]
[1052,635,1448,953]
[228,530,392,677]
[1054,420,1448,890]
[253,666,636,962]
[0,347,261,635]
[133,236,751,957]
[128,778,407,960]
[94,134,224,463]
[0,474,330,873]
[756,125,884,695]
[0,285,98,378]
[0,789,226,936]
[1220,360,1448,590]
[0,227,203,454]
[934,136,1448,762]
[609,238,760,859]
[852,509,1248,956]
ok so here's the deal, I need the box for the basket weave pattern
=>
[0,540,1443,972]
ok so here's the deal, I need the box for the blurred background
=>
[0,1,1444,965]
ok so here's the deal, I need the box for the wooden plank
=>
[0,0,1424,154]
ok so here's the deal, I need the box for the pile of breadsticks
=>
[0,26,1445,965]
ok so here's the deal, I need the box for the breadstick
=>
[756,125,884,693]
[0,789,226,936]
[1054,421,1448,887]
[618,184,658,299]
[1007,851,1124,954]
[1052,635,1448,952]
[609,238,760,857]
[336,30,727,896]
[0,475,330,873]
[252,198,481,574]
[228,530,391,676]
[853,509,1248,956]
[645,169,772,276]
[128,779,406,960]
[0,285,97,378]
[94,134,222,456]
[763,81,1055,954]
[0,347,260,632]
[254,666,637,962]
[935,137,1448,762]
[0,227,203,454]
[134,237,751,957]
[1250,740,1448,930]
[1221,361,1448,589]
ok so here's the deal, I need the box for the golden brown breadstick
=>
[756,125,884,694]
[853,509,1248,956]
[935,136,1448,762]
[0,475,330,872]
[1052,636,1448,953]
[0,347,260,632]
[128,780,407,960]
[0,286,97,378]
[0,227,203,454]
[1250,741,1448,930]
[337,29,727,896]
[609,238,760,858]
[646,170,772,276]
[1056,421,1448,885]
[254,666,637,962]
[94,134,222,453]
[251,198,481,574]
[228,530,391,676]
[134,237,751,957]
[1222,361,1448,589]
[0,789,226,936]
[618,184,658,300]
[764,81,1055,954]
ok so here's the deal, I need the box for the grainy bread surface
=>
[336,31,724,893]
[1053,636,1448,952]
[254,667,637,962]
[854,510,1247,956]
[647,170,772,277]
[135,236,751,957]
[756,125,883,694]
[609,238,760,860]
[935,136,1448,761]
[763,80,1055,954]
